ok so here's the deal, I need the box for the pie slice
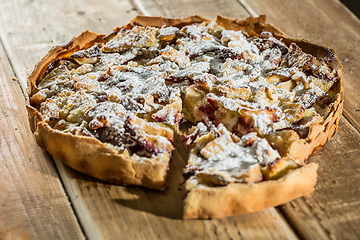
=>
[26,15,343,218]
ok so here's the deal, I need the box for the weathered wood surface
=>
[132,0,250,19]
[0,0,139,90]
[1,0,360,239]
[0,39,84,239]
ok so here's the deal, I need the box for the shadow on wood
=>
[62,148,187,219]
[112,152,186,219]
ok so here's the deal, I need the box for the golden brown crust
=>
[26,15,344,216]
[215,15,287,37]
[287,90,343,163]
[114,15,211,32]
[36,122,169,190]
[27,31,106,97]
[183,163,318,219]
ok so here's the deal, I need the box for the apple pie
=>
[26,15,343,219]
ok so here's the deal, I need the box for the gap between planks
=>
[51,156,89,239]
[130,0,150,16]
[0,28,25,95]
[0,36,87,240]
[0,22,27,92]
[0,39,85,239]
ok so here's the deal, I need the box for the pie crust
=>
[26,15,344,218]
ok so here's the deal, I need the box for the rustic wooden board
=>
[0,0,301,239]
[239,0,360,133]
[0,0,139,90]
[132,0,250,19]
[0,41,84,239]
[1,0,360,239]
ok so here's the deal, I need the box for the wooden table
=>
[1,0,360,239]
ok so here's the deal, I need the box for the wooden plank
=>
[132,0,250,19]
[0,0,302,239]
[0,0,139,90]
[0,0,137,239]
[239,0,360,133]
[237,0,360,239]
[0,42,84,239]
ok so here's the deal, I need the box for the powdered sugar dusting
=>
[34,20,338,169]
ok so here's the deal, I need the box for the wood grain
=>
[0,0,139,89]
[132,0,250,19]
[0,40,84,239]
[1,0,360,239]
[239,0,360,134]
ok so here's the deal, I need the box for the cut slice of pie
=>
[26,15,343,218]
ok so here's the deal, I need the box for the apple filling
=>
[30,20,339,187]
